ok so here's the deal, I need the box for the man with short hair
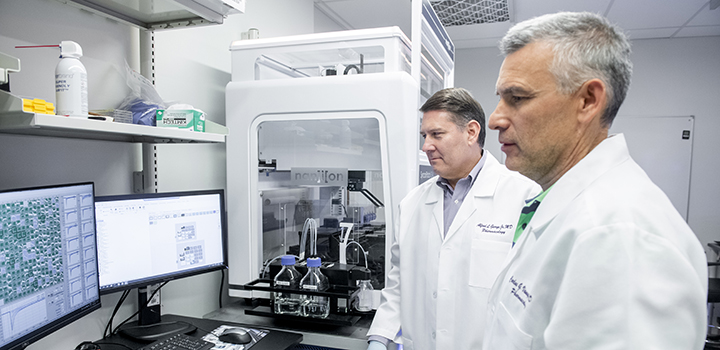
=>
[367,87,539,350]
[483,12,707,349]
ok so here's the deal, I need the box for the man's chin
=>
[430,167,444,178]
[503,158,521,172]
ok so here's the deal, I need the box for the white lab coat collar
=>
[488,134,631,319]
[425,152,504,241]
[495,134,631,280]
[526,134,631,237]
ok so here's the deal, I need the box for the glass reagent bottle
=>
[273,255,302,316]
[300,257,330,318]
[352,279,374,312]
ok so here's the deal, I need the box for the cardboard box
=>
[156,109,205,132]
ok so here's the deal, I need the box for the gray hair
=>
[420,87,486,147]
[499,12,632,126]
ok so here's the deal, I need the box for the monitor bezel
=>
[0,182,102,350]
[94,189,228,295]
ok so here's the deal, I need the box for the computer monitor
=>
[0,182,101,350]
[94,189,227,339]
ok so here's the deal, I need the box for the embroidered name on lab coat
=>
[509,275,533,308]
[477,223,514,235]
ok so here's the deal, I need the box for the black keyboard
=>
[138,333,214,350]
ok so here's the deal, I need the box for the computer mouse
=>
[218,328,252,344]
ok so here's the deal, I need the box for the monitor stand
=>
[118,284,197,342]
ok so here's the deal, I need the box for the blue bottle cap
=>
[306,257,322,267]
[280,255,296,266]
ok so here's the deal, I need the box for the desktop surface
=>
[204,300,375,350]
[95,314,302,350]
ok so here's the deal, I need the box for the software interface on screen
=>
[0,183,100,349]
[94,191,225,293]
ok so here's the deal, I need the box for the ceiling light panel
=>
[430,0,510,26]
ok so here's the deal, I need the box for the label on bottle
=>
[302,285,318,290]
[56,68,88,115]
[275,281,290,287]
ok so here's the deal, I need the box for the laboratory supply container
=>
[272,255,302,316]
[55,41,87,116]
[351,268,374,312]
[300,257,330,318]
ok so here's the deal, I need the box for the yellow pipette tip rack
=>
[22,98,55,115]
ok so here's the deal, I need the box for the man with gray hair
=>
[483,12,707,349]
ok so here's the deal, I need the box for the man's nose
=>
[488,104,507,131]
[421,137,434,153]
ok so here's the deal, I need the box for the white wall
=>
[455,36,720,256]
[314,6,347,33]
[0,0,315,349]
[453,46,506,160]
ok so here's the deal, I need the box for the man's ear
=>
[577,78,607,125]
[466,120,481,145]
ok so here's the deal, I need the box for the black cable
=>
[360,189,384,207]
[104,290,131,339]
[219,269,225,309]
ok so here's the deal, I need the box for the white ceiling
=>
[314,0,720,49]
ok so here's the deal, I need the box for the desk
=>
[204,301,377,350]
[94,314,302,350]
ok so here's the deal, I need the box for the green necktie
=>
[513,188,551,247]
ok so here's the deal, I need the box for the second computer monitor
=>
[94,189,227,295]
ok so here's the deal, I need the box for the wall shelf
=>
[0,112,226,144]
[63,0,245,30]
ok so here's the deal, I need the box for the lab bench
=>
[95,314,302,350]
[204,300,376,350]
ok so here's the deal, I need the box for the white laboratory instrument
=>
[225,4,454,314]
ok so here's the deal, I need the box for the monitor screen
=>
[94,190,227,295]
[0,182,101,350]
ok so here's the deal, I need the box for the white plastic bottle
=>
[55,41,87,116]
[273,255,302,316]
[300,257,330,318]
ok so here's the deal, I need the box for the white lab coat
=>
[483,134,708,350]
[368,152,540,350]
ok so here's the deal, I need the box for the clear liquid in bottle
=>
[273,255,302,316]
[300,257,330,318]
